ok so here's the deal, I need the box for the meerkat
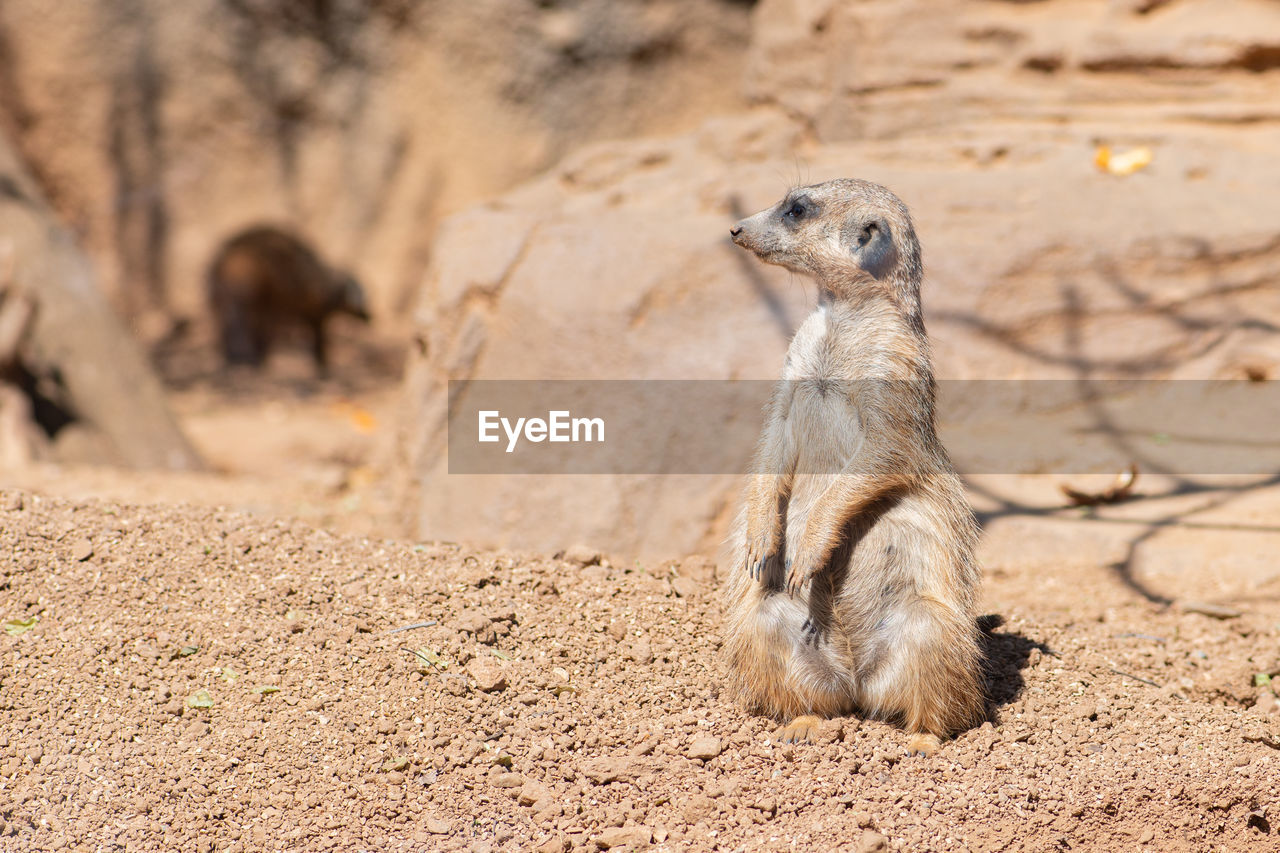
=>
[207,226,370,371]
[721,179,985,756]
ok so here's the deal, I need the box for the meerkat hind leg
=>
[776,715,823,744]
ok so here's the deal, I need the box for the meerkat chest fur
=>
[778,298,917,477]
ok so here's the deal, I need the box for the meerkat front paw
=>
[906,733,941,757]
[783,554,819,597]
[776,715,822,744]
[745,530,779,582]
[744,499,783,582]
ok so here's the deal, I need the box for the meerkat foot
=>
[777,715,823,744]
[906,733,941,757]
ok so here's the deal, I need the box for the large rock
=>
[746,0,1280,141]
[399,100,1280,557]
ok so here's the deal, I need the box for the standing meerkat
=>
[722,179,984,755]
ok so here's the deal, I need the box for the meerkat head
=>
[730,179,922,302]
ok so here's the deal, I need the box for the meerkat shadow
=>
[976,613,1052,725]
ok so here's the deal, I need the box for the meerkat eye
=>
[784,201,807,220]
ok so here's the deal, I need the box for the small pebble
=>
[687,736,723,760]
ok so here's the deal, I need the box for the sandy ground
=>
[1,339,1278,851]
[1,461,1278,851]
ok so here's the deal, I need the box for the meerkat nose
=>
[730,224,744,237]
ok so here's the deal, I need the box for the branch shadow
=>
[942,244,1280,607]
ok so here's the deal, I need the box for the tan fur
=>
[722,179,984,754]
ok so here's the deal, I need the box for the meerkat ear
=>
[846,217,897,280]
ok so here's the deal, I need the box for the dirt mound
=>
[1,492,1275,851]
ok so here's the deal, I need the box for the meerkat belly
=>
[780,311,866,556]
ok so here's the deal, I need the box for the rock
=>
[1,493,23,512]
[856,830,889,853]
[70,539,94,562]
[625,641,654,665]
[456,610,497,643]
[686,736,722,761]
[564,544,602,566]
[455,610,492,634]
[491,772,524,789]
[681,795,716,823]
[468,657,509,693]
[813,719,845,745]
[424,817,451,835]
[747,0,1280,140]
[518,781,554,807]
[581,757,650,785]
[536,833,570,853]
[669,576,700,599]
[595,826,652,849]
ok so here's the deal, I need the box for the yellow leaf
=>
[1095,145,1153,176]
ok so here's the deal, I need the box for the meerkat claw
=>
[784,561,810,597]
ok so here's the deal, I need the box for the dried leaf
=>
[382,756,411,772]
[407,647,448,670]
[1061,464,1139,507]
[491,649,515,661]
[252,685,281,695]
[1095,145,1154,176]
[2,615,38,636]
[179,645,200,657]
[1256,673,1273,688]
[188,689,214,709]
